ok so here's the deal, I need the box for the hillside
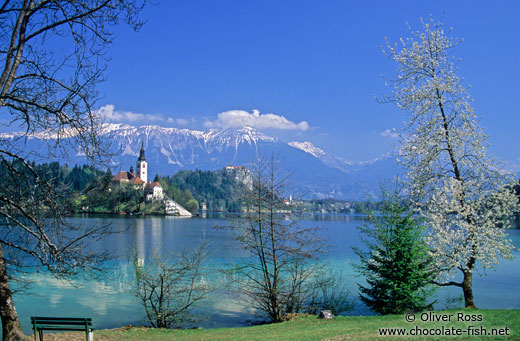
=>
[159,168,247,212]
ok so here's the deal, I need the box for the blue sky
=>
[57,1,520,166]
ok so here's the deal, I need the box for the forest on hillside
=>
[0,161,247,214]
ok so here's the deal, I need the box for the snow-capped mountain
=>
[288,141,327,158]
[2,124,401,199]
[100,125,281,171]
[289,141,358,172]
[287,140,398,175]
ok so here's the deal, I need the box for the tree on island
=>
[381,18,519,308]
[0,1,145,339]
[354,185,435,314]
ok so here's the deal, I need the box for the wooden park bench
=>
[31,316,94,341]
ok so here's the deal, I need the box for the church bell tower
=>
[136,141,147,183]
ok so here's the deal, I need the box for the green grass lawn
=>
[38,309,519,340]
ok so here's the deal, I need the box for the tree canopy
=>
[382,18,519,308]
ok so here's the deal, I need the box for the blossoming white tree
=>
[382,18,519,308]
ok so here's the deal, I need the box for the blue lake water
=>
[14,214,520,334]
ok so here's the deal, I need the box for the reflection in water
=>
[135,218,145,267]
[48,293,62,307]
[12,215,520,335]
[150,217,162,254]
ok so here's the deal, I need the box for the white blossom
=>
[383,18,519,305]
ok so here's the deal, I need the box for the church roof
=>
[145,181,162,189]
[129,177,145,185]
[112,171,135,182]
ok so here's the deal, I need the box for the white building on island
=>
[112,142,191,216]
[145,182,164,201]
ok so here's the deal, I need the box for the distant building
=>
[226,165,248,172]
[145,182,164,201]
[112,165,145,189]
[112,169,135,183]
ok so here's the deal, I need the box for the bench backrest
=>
[31,317,93,328]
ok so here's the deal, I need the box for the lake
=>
[14,214,520,334]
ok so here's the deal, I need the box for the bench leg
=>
[38,329,43,341]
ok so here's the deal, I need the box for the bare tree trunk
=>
[0,244,24,341]
[270,293,281,322]
[462,270,476,309]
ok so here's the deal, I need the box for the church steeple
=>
[138,141,146,161]
[136,141,148,182]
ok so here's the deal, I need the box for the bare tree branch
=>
[0,1,146,339]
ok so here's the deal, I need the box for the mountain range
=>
[1,123,401,199]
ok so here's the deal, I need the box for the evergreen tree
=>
[354,187,435,314]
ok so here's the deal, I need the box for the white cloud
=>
[96,105,187,126]
[380,128,399,139]
[204,109,309,131]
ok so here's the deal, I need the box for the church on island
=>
[112,142,192,217]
